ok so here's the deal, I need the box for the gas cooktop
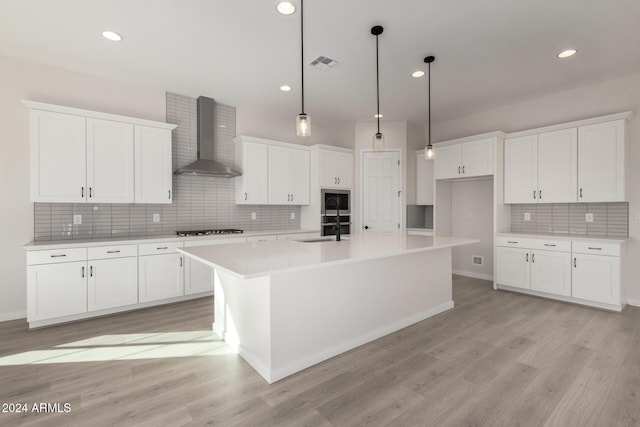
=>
[176,229,244,237]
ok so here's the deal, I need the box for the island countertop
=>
[177,233,479,279]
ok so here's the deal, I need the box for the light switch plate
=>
[290,212,296,220]
[585,213,594,222]
[153,213,160,223]
[524,213,531,221]
[251,212,257,220]
[73,215,82,225]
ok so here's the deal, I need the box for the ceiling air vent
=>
[310,55,339,71]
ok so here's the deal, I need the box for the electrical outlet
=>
[290,212,296,220]
[251,212,257,220]
[73,215,82,225]
[153,213,160,223]
[524,212,531,221]
[585,213,594,223]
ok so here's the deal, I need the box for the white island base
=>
[179,234,477,383]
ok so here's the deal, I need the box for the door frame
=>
[359,149,403,232]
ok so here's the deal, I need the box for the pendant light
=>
[296,0,311,137]
[424,56,435,160]
[371,25,384,150]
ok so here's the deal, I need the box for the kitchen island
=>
[178,232,478,383]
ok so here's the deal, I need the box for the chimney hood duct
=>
[174,96,241,177]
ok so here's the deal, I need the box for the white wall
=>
[433,71,640,303]
[0,55,167,321]
[354,121,407,232]
[451,179,494,279]
[405,122,426,205]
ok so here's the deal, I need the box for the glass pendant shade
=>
[425,144,434,160]
[296,113,311,137]
[373,132,385,151]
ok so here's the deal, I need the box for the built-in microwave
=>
[321,189,350,215]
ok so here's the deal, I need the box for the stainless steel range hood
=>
[174,96,241,177]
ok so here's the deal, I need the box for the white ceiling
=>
[2,0,640,128]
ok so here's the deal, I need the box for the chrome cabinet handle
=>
[574,257,577,268]
[458,166,461,174]
[157,247,168,250]
[90,266,93,277]
[579,188,583,198]
[539,190,542,199]
[533,190,536,199]
[179,257,183,267]
[89,187,93,198]
[526,253,529,262]
[82,266,85,278]
[532,253,535,263]
[81,187,84,198]
[50,254,66,258]
[462,165,465,174]
[588,247,602,250]
[107,250,120,253]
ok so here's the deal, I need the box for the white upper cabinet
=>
[290,147,310,204]
[87,118,134,203]
[319,149,353,189]
[268,145,310,205]
[30,110,87,202]
[578,120,626,202]
[235,139,269,204]
[537,128,577,203]
[434,138,494,180]
[504,113,629,204]
[134,125,173,204]
[25,101,176,204]
[416,150,434,205]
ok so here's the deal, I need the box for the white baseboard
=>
[453,269,494,282]
[627,298,640,307]
[262,301,455,384]
[0,311,26,322]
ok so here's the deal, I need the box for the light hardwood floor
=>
[1,276,639,426]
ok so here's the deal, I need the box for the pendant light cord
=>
[428,60,431,146]
[300,0,305,115]
[375,33,380,134]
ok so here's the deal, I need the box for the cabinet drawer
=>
[572,241,621,257]
[27,248,87,265]
[495,236,534,248]
[529,239,571,252]
[88,244,138,260]
[138,241,184,256]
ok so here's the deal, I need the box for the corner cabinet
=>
[24,100,176,204]
[434,138,494,180]
[234,135,311,205]
[503,113,630,204]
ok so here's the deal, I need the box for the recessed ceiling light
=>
[218,124,227,128]
[280,85,292,92]
[276,1,296,15]
[557,49,577,59]
[102,30,122,41]
[412,70,425,78]
[374,114,383,118]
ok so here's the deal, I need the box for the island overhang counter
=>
[177,233,479,383]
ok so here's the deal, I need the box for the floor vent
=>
[310,55,339,71]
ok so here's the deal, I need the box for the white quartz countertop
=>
[178,233,479,279]
[496,232,629,244]
[23,229,320,251]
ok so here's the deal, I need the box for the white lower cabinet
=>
[88,257,138,311]
[184,237,246,295]
[27,261,87,322]
[139,252,185,303]
[496,235,626,310]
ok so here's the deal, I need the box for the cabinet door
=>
[318,150,337,188]
[138,253,184,303]
[268,145,290,204]
[461,138,494,177]
[87,119,134,203]
[290,148,310,204]
[578,120,625,202]
[185,257,214,295]
[504,135,538,204]
[530,250,571,296]
[134,125,173,204]
[335,152,353,189]
[572,254,620,304]
[433,144,462,180]
[236,141,268,204]
[88,257,138,311]
[416,150,434,205]
[30,110,86,203]
[27,261,87,321]
[537,128,577,203]
[496,247,530,289]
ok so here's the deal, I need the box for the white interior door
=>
[362,151,400,232]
